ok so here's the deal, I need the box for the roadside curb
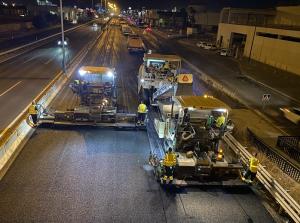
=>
[243,73,300,105]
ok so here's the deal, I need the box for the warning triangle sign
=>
[182,75,189,82]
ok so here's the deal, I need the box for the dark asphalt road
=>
[0,22,102,132]
[0,20,275,223]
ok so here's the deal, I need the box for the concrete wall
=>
[217,23,255,57]
[194,12,219,26]
[217,23,300,75]
[0,22,33,32]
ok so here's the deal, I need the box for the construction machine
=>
[39,66,141,129]
[148,74,243,185]
[138,53,182,105]
[70,66,116,106]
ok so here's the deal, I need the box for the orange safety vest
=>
[249,157,259,173]
[163,152,177,167]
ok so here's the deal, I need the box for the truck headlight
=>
[79,69,86,76]
[107,71,114,77]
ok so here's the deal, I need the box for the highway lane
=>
[0,20,103,52]
[0,22,102,131]
[0,21,275,222]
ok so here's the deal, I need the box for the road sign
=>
[262,94,271,102]
[177,74,193,84]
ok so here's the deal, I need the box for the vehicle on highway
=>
[219,48,230,56]
[57,37,69,46]
[196,41,207,48]
[204,43,217,50]
[280,107,300,124]
[93,23,98,27]
[127,34,145,53]
[121,25,132,35]
[138,53,182,105]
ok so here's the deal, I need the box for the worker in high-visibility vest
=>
[137,101,147,124]
[162,147,177,182]
[243,153,259,183]
[163,62,170,70]
[28,101,38,126]
[215,113,225,128]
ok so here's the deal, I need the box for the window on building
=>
[256,32,278,39]
[257,32,300,43]
[280,35,300,43]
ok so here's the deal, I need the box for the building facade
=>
[217,6,300,76]
[187,5,219,32]
[145,9,186,29]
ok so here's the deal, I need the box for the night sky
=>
[10,0,300,10]
[114,0,300,10]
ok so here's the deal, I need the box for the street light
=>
[59,0,66,73]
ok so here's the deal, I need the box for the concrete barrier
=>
[0,22,33,32]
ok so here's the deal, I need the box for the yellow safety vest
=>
[138,103,147,113]
[249,157,259,173]
[216,115,225,128]
[163,152,177,167]
[163,63,170,69]
[28,105,37,115]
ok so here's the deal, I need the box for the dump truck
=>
[138,53,182,105]
[127,34,145,53]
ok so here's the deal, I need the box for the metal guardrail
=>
[223,133,300,223]
[277,136,300,163]
[247,129,300,182]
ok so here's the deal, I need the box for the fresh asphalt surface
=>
[0,22,101,131]
[0,20,274,222]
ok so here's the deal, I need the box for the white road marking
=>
[23,54,40,64]
[44,57,55,64]
[0,81,22,97]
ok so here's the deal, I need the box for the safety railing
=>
[277,136,300,163]
[247,129,300,182]
[223,133,300,223]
